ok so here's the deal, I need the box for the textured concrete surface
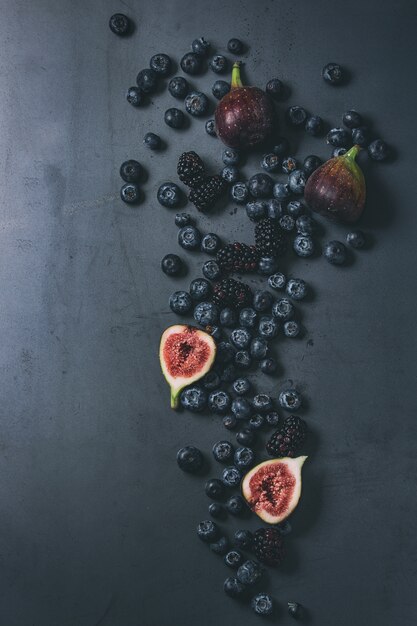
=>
[0,0,416,624]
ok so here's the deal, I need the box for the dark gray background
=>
[1,0,416,624]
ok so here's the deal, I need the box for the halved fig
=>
[159,325,216,409]
[242,457,307,524]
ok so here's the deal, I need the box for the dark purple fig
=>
[304,145,366,223]
[215,62,275,149]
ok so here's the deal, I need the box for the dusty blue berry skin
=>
[286,200,304,218]
[169,76,189,98]
[209,502,226,519]
[165,108,185,128]
[169,290,192,315]
[261,153,281,172]
[323,240,347,265]
[161,254,183,276]
[286,105,308,126]
[273,182,292,200]
[266,78,284,99]
[303,154,323,177]
[180,52,203,75]
[136,68,158,93]
[253,290,273,312]
[279,388,302,411]
[205,119,217,136]
[368,139,389,161]
[222,466,242,487]
[258,316,279,339]
[352,126,371,147]
[175,212,192,227]
[234,446,254,469]
[236,427,255,446]
[279,215,295,232]
[208,390,232,414]
[120,160,142,183]
[189,278,211,301]
[272,298,294,321]
[251,593,273,616]
[250,337,269,360]
[305,115,323,136]
[286,278,307,300]
[176,445,204,472]
[284,320,301,337]
[232,378,251,395]
[343,109,362,129]
[293,234,314,257]
[192,37,210,56]
[220,307,237,327]
[126,86,143,107]
[260,358,277,374]
[234,529,254,549]
[248,173,274,198]
[222,148,240,166]
[288,170,307,194]
[346,230,366,248]
[258,256,279,275]
[185,91,209,116]
[237,560,263,586]
[178,225,202,250]
[332,147,347,157]
[143,132,161,150]
[212,440,234,463]
[234,350,252,369]
[231,397,252,420]
[282,156,298,174]
[194,302,219,326]
[121,183,141,204]
[248,414,265,430]
[180,386,208,411]
[209,55,228,73]
[201,233,221,254]
[230,328,252,350]
[224,550,244,568]
[296,215,315,235]
[109,13,131,36]
[221,165,239,184]
[212,80,230,100]
[224,577,246,598]
[223,414,237,430]
[327,127,351,148]
[226,494,246,515]
[266,199,283,220]
[227,38,244,54]
[253,393,273,413]
[197,519,219,542]
[202,260,221,280]
[239,307,258,328]
[231,182,249,204]
[322,62,344,85]
[265,411,280,427]
[205,478,226,500]
[149,53,172,76]
[246,200,267,222]
[268,272,286,290]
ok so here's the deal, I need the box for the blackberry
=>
[177,151,205,188]
[266,415,307,457]
[212,279,252,309]
[253,527,284,566]
[216,242,259,273]
[255,218,287,257]
[189,176,227,212]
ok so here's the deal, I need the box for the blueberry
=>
[250,337,269,360]
[205,478,225,500]
[343,110,362,129]
[222,148,240,166]
[323,240,347,265]
[265,411,280,427]
[190,278,212,301]
[126,86,143,107]
[120,160,142,183]
[164,108,185,129]
[178,225,202,250]
[180,386,208,411]
[252,393,273,413]
[266,78,284,99]
[352,126,371,147]
[322,62,344,85]
[273,182,291,200]
[327,127,351,148]
[272,298,294,321]
[176,445,203,473]
[288,169,307,194]
[279,215,295,232]
[288,601,303,618]
[205,119,217,137]
[223,414,238,430]
[185,91,209,116]
[260,358,277,374]
[230,328,252,350]
[168,76,189,99]
[234,446,254,469]
[197,519,219,542]
[258,316,279,339]
[368,139,389,161]
[282,156,298,174]
[212,80,230,100]
[157,182,182,208]
[149,53,172,76]
[252,593,273,616]
[248,414,265,430]
[202,260,222,280]
[286,278,307,300]
[234,529,253,549]
[222,466,242,488]
[279,388,302,411]
[212,440,234,463]
[226,494,246,516]
[120,183,141,204]
[191,36,210,56]
[210,536,230,555]
[246,200,267,222]
[258,256,279,276]
[232,378,251,395]
[180,52,203,75]
[161,253,183,276]
[332,147,347,157]
[216,341,235,364]
[221,365,237,384]
[236,429,255,447]
[227,38,244,54]
[286,200,304,218]
[201,232,221,254]
[209,502,226,519]
[296,215,315,235]
[234,350,252,369]
[303,155,322,177]
[136,68,158,94]
[305,115,323,136]
[221,165,239,184]
[273,137,290,157]
[237,560,263,586]
[266,199,283,220]
[143,132,161,150]
[284,320,301,337]
[220,307,237,327]
[175,212,192,227]
[224,550,244,568]
[208,390,232,414]
[231,182,249,204]
[293,234,314,257]
[202,370,221,391]
[209,55,227,73]
[248,173,274,198]
[169,290,192,315]
[346,230,366,249]
[224,577,246,598]
[231,397,252,420]
[261,153,281,172]
[286,106,308,127]
[194,302,219,326]
[253,290,273,312]
[109,13,131,36]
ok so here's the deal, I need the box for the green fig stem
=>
[231,62,243,89]
[344,144,361,162]
[170,389,179,410]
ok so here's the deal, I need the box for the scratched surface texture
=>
[0,0,416,624]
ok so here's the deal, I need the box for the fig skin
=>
[304,145,366,223]
[215,62,275,149]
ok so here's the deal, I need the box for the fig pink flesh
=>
[248,462,296,518]
[163,327,211,378]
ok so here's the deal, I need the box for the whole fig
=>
[304,145,366,223]
[215,62,275,149]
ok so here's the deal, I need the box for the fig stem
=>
[344,144,361,161]
[231,62,243,89]
[170,389,179,410]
